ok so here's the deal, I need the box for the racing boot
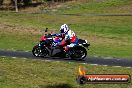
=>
[63,46,70,58]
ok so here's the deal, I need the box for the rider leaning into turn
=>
[52,24,79,56]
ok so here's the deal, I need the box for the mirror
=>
[45,28,48,32]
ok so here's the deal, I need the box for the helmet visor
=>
[60,28,64,33]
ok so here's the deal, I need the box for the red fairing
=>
[55,37,60,41]
[70,33,76,43]
[59,39,66,46]
[40,36,47,41]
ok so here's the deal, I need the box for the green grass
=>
[0,12,132,58]
[0,57,132,88]
[0,2,132,88]
[49,0,132,14]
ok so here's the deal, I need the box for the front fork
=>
[38,43,51,56]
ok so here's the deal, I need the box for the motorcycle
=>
[32,29,90,60]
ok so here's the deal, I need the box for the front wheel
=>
[32,45,49,57]
[70,46,87,60]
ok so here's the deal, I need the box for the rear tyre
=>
[70,46,87,60]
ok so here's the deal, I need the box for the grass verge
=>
[42,0,132,14]
[0,57,132,88]
[0,12,132,59]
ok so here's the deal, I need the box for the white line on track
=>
[0,56,132,68]
[22,58,27,59]
[12,57,17,58]
[103,57,114,59]
[45,60,52,62]
[56,61,60,62]
[112,66,121,68]
[90,64,98,66]
[25,51,30,52]
[126,67,132,68]
[1,56,6,57]
[81,63,86,64]
[102,65,108,67]
[79,63,132,68]
[117,59,121,61]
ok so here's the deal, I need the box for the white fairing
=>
[65,30,76,41]
[85,40,87,43]
[67,43,75,47]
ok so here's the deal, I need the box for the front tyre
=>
[32,45,48,57]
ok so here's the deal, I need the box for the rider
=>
[53,24,79,57]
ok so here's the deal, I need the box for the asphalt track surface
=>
[0,50,132,67]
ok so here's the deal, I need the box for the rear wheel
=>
[70,46,87,60]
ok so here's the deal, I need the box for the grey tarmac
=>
[0,50,132,67]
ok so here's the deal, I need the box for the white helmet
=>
[60,24,69,34]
